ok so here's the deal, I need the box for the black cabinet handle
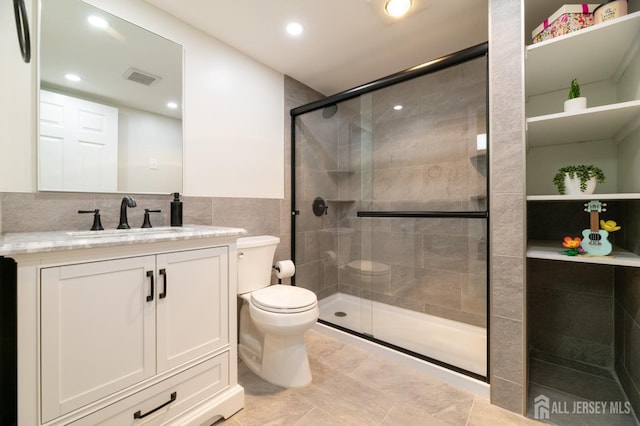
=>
[12,0,31,63]
[146,270,154,302]
[159,268,167,299]
[133,392,177,419]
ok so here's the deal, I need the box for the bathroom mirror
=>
[39,0,183,194]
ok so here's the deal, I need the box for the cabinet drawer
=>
[70,353,229,426]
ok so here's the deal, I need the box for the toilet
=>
[236,235,319,388]
[344,259,392,293]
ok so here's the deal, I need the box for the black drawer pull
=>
[159,268,167,299]
[133,391,177,419]
[146,270,154,302]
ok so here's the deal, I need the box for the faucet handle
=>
[78,209,104,231]
[142,209,162,228]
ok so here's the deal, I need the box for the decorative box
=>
[532,4,599,44]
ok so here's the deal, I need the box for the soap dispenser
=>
[170,192,183,227]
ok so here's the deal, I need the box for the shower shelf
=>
[527,240,640,267]
[327,199,355,203]
[327,170,354,175]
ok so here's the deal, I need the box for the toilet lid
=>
[346,260,390,275]
[251,285,317,313]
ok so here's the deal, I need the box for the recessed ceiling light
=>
[65,73,81,82]
[167,101,178,109]
[87,15,108,29]
[286,22,304,36]
[385,0,412,17]
[393,105,403,111]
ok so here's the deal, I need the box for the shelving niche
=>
[526,11,640,266]
[525,9,640,423]
[525,11,640,200]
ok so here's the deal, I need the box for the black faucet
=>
[117,196,137,229]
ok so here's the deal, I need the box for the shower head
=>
[322,104,338,119]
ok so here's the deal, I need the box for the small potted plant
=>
[553,165,605,195]
[564,78,587,112]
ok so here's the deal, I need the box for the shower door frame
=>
[290,42,490,382]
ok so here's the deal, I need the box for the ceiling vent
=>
[123,67,161,86]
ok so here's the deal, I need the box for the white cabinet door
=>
[40,256,156,422]
[156,247,229,372]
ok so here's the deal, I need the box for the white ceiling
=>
[40,0,565,118]
[144,0,490,95]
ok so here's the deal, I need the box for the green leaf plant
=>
[552,165,605,195]
[568,78,581,99]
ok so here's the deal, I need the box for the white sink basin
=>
[67,227,193,238]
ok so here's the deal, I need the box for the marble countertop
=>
[0,225,247,256]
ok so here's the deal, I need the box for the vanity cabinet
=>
[40,247,229,423]
[4,228,245,426]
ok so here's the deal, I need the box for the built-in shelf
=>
[526,11,640,96]
[327,199,355,203]
[526,100,640,147]
[469,153,487,176]
[327,170,355,176]
[527,240,640,267]
[527,193,640,201]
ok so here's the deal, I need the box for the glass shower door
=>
[292,44,488,379]
[292,96,375,336]
[356,55,488,377]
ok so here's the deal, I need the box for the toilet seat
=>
[251,285,317,313]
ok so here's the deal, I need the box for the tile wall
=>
[294,56,488,327]
[487,0,527,414]
[614,201,640,416]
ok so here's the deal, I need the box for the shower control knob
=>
[312,197,328,217]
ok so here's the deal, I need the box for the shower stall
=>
[291,43,488,380]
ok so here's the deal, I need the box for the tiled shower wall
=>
[294,56,488,327]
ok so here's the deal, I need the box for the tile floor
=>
[528,355,638,426]
[217,330,542,425]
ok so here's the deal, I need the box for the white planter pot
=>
[564,97,587,113]
[564,174,596,195]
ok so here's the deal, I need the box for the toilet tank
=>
[237,235,280,294]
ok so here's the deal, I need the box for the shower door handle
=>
[357,211,488,219]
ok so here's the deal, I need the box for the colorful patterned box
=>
[532,4,599,44]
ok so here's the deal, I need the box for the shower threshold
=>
[319,292,487,377]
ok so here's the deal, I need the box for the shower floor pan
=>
[319,292,487,376]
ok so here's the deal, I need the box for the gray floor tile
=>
[221,330,543,425]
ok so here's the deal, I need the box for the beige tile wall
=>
[294,56,488,327]
[488,0,527,415]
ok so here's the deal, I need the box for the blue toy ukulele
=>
[580,200,612,256]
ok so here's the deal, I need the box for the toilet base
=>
[239,332,312,388]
